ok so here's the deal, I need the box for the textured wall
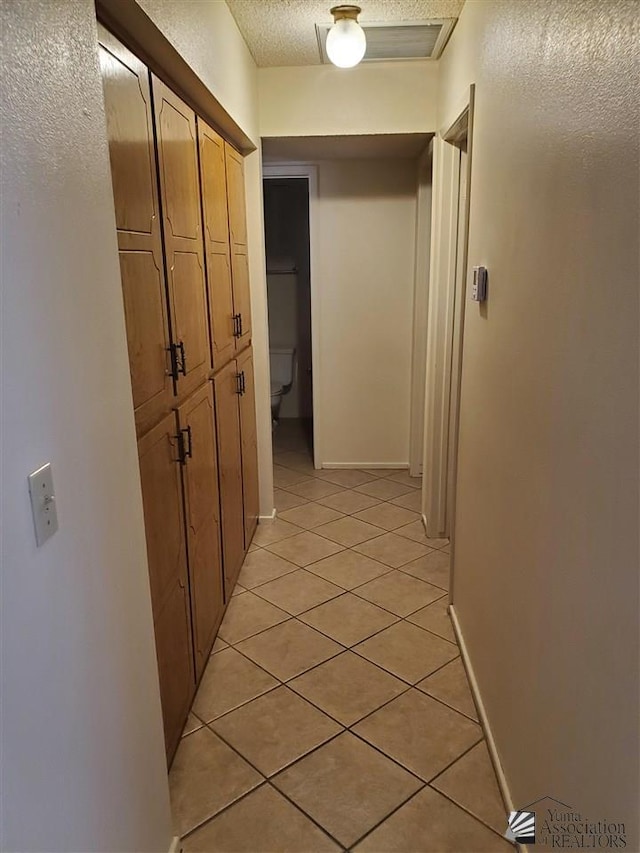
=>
[440,0,639,843]
[0,1,172,850]
[259,61,439,137]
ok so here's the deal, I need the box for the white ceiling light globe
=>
[326,18,366,68]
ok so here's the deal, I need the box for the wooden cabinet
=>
[99,27,259,765]
[198,121,253,365]
[98,32,173,437]
[237,347,259,546]
[198,119,236,370]
[225,144,252,350]
[177,385,224,678]
[153,77,209,400]
[213,362,245,596]
[138,414,194,760]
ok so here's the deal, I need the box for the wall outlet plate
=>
[28,463,58,546]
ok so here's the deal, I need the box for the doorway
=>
[422,85,475,601]
[262,174,314,467]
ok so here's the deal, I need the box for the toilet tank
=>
[269,347,295,386]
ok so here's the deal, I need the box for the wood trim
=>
[95,0,255,154]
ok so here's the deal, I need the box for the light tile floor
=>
[171,420,513,852]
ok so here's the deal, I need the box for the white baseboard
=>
[449,605,527,853]
[168,836,181,853]
[259,508,276,521]
[321,462,409,470]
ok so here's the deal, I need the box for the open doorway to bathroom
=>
[262,174,314,469]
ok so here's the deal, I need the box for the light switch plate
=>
[28,463,58,546]
[471,265,488,302]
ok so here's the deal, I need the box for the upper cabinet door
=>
[98,28,173,436]
[225,143,248,253]
[197,119,236,370]
[224,143,252,350]
[152,76,209,399]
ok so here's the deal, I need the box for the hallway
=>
[169,421,511,851]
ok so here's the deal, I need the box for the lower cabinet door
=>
[177,384,224,679]
[237,347,259,547]
[137,413,194,762]
[212,363,245,597]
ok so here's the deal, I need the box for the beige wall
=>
[259,61,439,137]
[0,1,172,849]
[315,159,418,466]
[0,0,266,849]
[441,0,639,842]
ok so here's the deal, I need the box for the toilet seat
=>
[270,381,283,397]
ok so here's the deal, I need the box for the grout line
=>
[427,781,516,846]
[264,780,350,852]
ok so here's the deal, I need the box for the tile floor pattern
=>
[171,421,513,852]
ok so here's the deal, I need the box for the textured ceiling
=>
[226,0,465,67]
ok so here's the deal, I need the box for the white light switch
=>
[28,463,58,546]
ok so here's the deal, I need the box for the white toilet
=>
[270,347,296,423]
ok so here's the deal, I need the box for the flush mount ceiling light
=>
[325,5,367,68]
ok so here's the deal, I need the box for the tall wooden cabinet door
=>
[152,76,209,400]
[231,253,252,352]
[225,143,248,252]
[237,347,259,546]
[137,413,194,762]
[197,119,236,370]
[212,365,245,596]
[225,143,252,349]
[98,29,173,436]
[177,384,224,678]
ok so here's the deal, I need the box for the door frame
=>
[422,85,475,600]
[262,164,321,469]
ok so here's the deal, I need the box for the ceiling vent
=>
[316,19,456,64]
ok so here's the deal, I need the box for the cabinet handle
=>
[232,314,241,338]
[182,425,193,460]
[177,340,187,375]
[235,372,243,395]
[166,341,187,379]
[241,370,246,395]
[174,431,187,465]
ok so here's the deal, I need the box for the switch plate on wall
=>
[471,266,488,302]
[28,463,58,546]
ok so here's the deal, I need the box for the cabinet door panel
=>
[155,93,201,240]
[237,348,259,546]
[154,575,194,763]
[197,119,236,369]
[225,143,248,252]
[99,29,173,435]
[212,366,245,595]
[99,32,157,236]
[177,385,224,678]
[199,120,231,249]
[137,413,194,761]
[119,251,171,423]
[207,251,236,369]
[169,251,209,396]
[231,252,252,351]
[152,76,209,400]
